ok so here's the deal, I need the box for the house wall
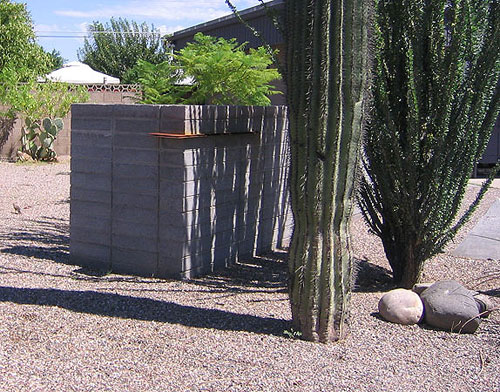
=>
[70,103,292,279]
[0,85,139,160]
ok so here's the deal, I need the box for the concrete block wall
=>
[70,104,292,279]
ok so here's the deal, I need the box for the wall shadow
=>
[0,285,290,337]
[0,217,70,264]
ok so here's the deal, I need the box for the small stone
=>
[378,289,424,325]
[420,280,481,333]
[412,283,433,295]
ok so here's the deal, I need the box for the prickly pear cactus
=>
[19,117,64,161]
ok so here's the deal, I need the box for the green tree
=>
[284,0,372,342]
[134,33,281,105]
[178,33,280,105]
[358,0,499,288]
[77,18,170,83]
[0,0,51,81]
[46,49,66,71]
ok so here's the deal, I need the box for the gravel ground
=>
[0,160,499,392]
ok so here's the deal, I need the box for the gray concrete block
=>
[161,105,187,120]
[70,240,111,267]
[113,147,158,165]
[113,193,158,210]
[71,131,112,147]
[111,248,158,277]
[71,187,111,204]
[71,200,111,218]
[71,158,111,175]
[115,118,160,133]
[71,118,113,131]
[112,233,158,253]
[71,226,111,246]
[112,205,158,225]
[112,176,158,195]
[112,220,158,238]
[112,163,158,179]
[70,212,111,232]
[156,255,183,277]
[71,104,115,118]
[113,104,160,119]
[114,132,159,150]
[158,149,185,167]
[72,172,111,192]
[71,145,112,161]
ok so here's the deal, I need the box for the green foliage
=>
[77,18,170,83]
[0,0,51,80]
[46,49,66,71]
[358,0,499,287]
[134,59,188,104]
[134,33,281,105]
[178,33,281,105]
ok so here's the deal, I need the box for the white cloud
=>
[54,0,260,21]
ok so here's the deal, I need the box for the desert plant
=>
[357,0,499,288]
[284,0,372,342]
[20,117,63,161]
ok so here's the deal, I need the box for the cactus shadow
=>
[352,258,396,292]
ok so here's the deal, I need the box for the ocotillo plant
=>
[358,0,499,288]
[284,0,372,342]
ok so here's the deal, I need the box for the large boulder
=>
[378,289,424,325]
[420,280,481,333]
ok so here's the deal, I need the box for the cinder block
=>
[113,104,160,119]
[71,104,115,118]
[112,163,158,179]
[71,158,111,175]
[115,118,159,133]
[72,172,111,192]
[72,226,110,246]
[111,248,158,277]
[112,220,158,238]
[112,233,158,253]
[156,255,183,277]
[113,193,158,209]
[70,240,111,268]
[113,147,158,165]
[71,187,111,204]
[71,131,112,147]
[70,212,111,232]
[114,132,158,149]
[71,145,112,161]
[112,176,157,195]
[71,118,113,131]
[112,205,158,224]
[71,200,111,218]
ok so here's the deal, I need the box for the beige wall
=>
[0,86,139,160]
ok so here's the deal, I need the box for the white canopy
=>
[44,61,120,84]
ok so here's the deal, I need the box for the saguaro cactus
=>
[284,0,372,342]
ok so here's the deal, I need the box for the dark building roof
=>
[170,0,284,50]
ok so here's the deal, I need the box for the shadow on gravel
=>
[0,285,291,337]
[0,218,69,264]
[352,258,395,292]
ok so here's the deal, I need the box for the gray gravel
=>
[0,160,499,392]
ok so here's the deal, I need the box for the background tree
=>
[78,18,170,83]
[357,0,499,288]
[133,33,281,105]
[284,0,372,342]
[46,49,66,71]
[0,0,52,81]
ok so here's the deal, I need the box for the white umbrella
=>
[44,61,120,84]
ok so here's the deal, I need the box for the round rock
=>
[420,280,481,333]
[378,289,424,325]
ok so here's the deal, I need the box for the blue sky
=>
[25,0,262,62]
